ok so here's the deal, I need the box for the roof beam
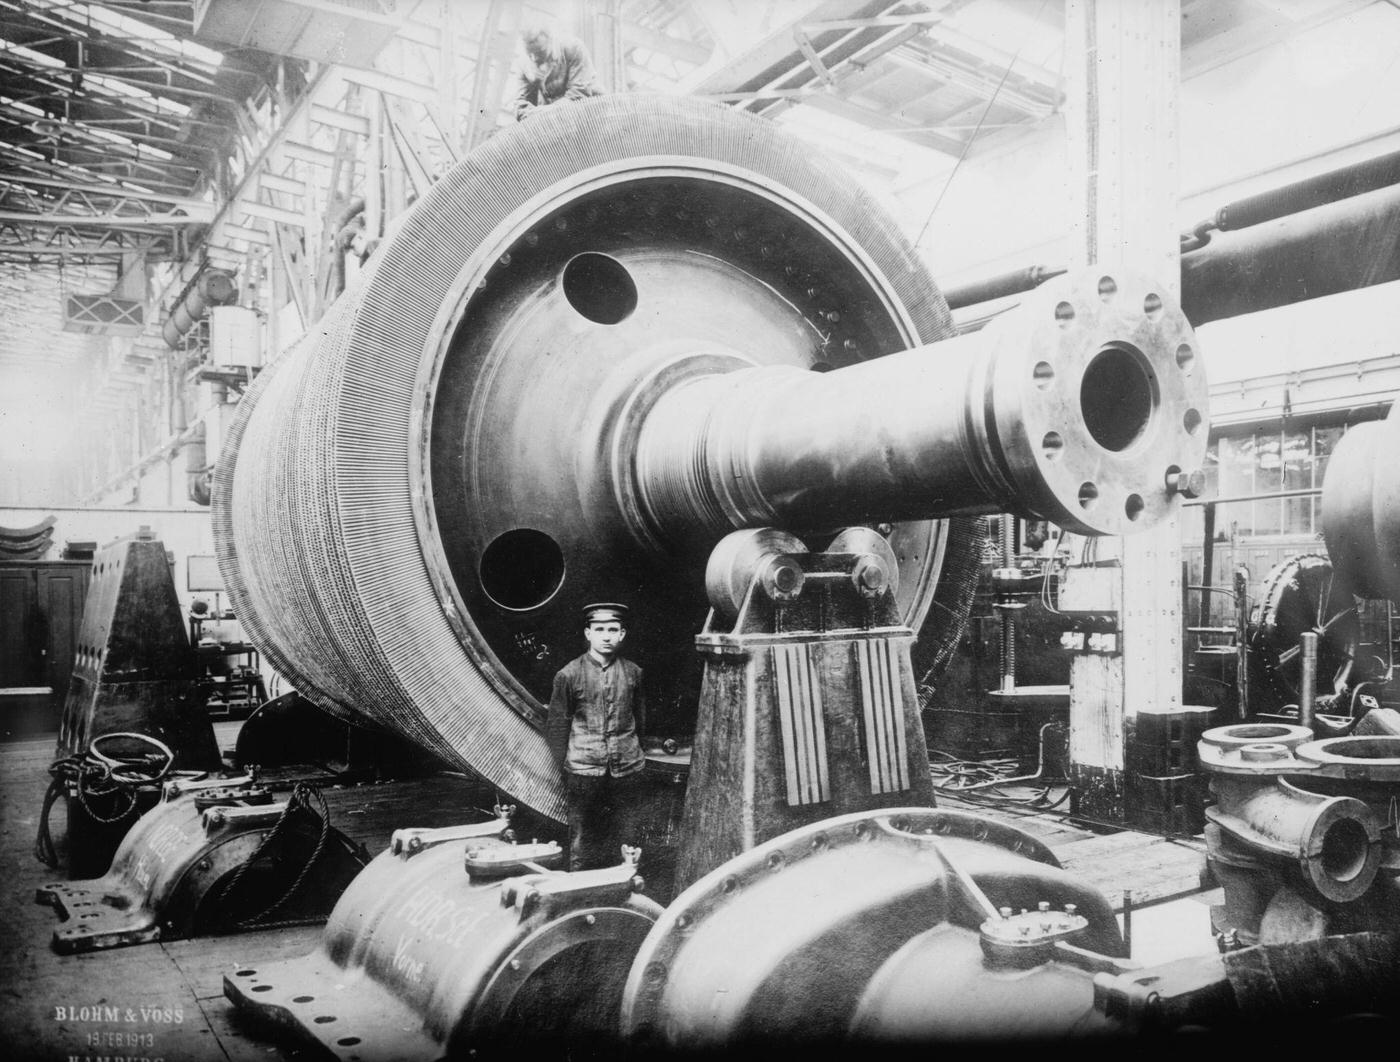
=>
[0,174,207,207]
[882,48,1056,119]
[0,210,203,227]
[800,90,968,156]
[621,19,711,65]
[339,66,439,107]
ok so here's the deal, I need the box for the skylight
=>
[0,36,68,69]
[32,0,225,71]
[0,94,47,118]
[87,73,192,118]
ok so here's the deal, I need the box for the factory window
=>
[1203,423,1348,539]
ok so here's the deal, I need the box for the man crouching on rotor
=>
[546,603,647,871]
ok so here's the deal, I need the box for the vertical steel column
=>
[1065,0,1185,824]
[999,516,1017,693]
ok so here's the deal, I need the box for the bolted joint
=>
[1166,467,1206,499]
[759,556,805,602]
[850,555,889,598]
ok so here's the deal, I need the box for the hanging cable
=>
[913,0,1054,253]
[35,733,174,868]
[212,781,332,930]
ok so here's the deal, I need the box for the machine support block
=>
[675,528,936,890]
[224,820,658,1059]
[36,780,366,952]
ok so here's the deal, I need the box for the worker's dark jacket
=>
[515,40,602,120]
[546,652,645,777]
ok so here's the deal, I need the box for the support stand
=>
[676,528,935,890]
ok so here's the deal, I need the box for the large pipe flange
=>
[955,268,1209,535]
[1198,723,1317,774]
[1205,776,1382,903]
[1296,735,1400,781]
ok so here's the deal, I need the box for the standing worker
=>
[546,603,647,871]
[515,23,603,121]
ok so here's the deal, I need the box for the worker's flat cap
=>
[582,602,630,624]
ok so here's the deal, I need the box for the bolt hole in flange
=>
[561,252,638,324]
[1042,432,1064,461]
[1080,344,1158,452]
[479,529,566,611]
[1125,494,1145,521]
[1078,482,1099,510]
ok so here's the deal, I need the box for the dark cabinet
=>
[0,561,91,737]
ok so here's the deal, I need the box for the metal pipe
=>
[1234,567,1250,720]
[948,171,1400,326]
[1181,183,1400,326]
[999,515,1016,693]
[1208,774,1380,903]
[1200,501,1216,629]
[946,721,1059,791]
[1299,631,1318,730]
[1183,487,1321,507]
[81,421,206,504]
[162,269,238,348]
[942,264,1067,311]
[1121,889,1132,955]
[1207,148,1400,236]
[633,270,1209,543]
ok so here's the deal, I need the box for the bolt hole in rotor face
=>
[1080,344,1158,453]
[480,529,566,611]
[425,173,939,732]
[562,252,638,324]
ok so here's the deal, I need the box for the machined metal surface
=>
[1322,395,1400,603]
[214,94,1206,826]
[36,782,366,952]
[676,529,936,889]
[620,807,1125,1048]
[1200,723,1400,943]
[213,95,985,824]
[224,823,658,1059]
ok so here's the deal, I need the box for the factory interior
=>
[2,0,1400,1055]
